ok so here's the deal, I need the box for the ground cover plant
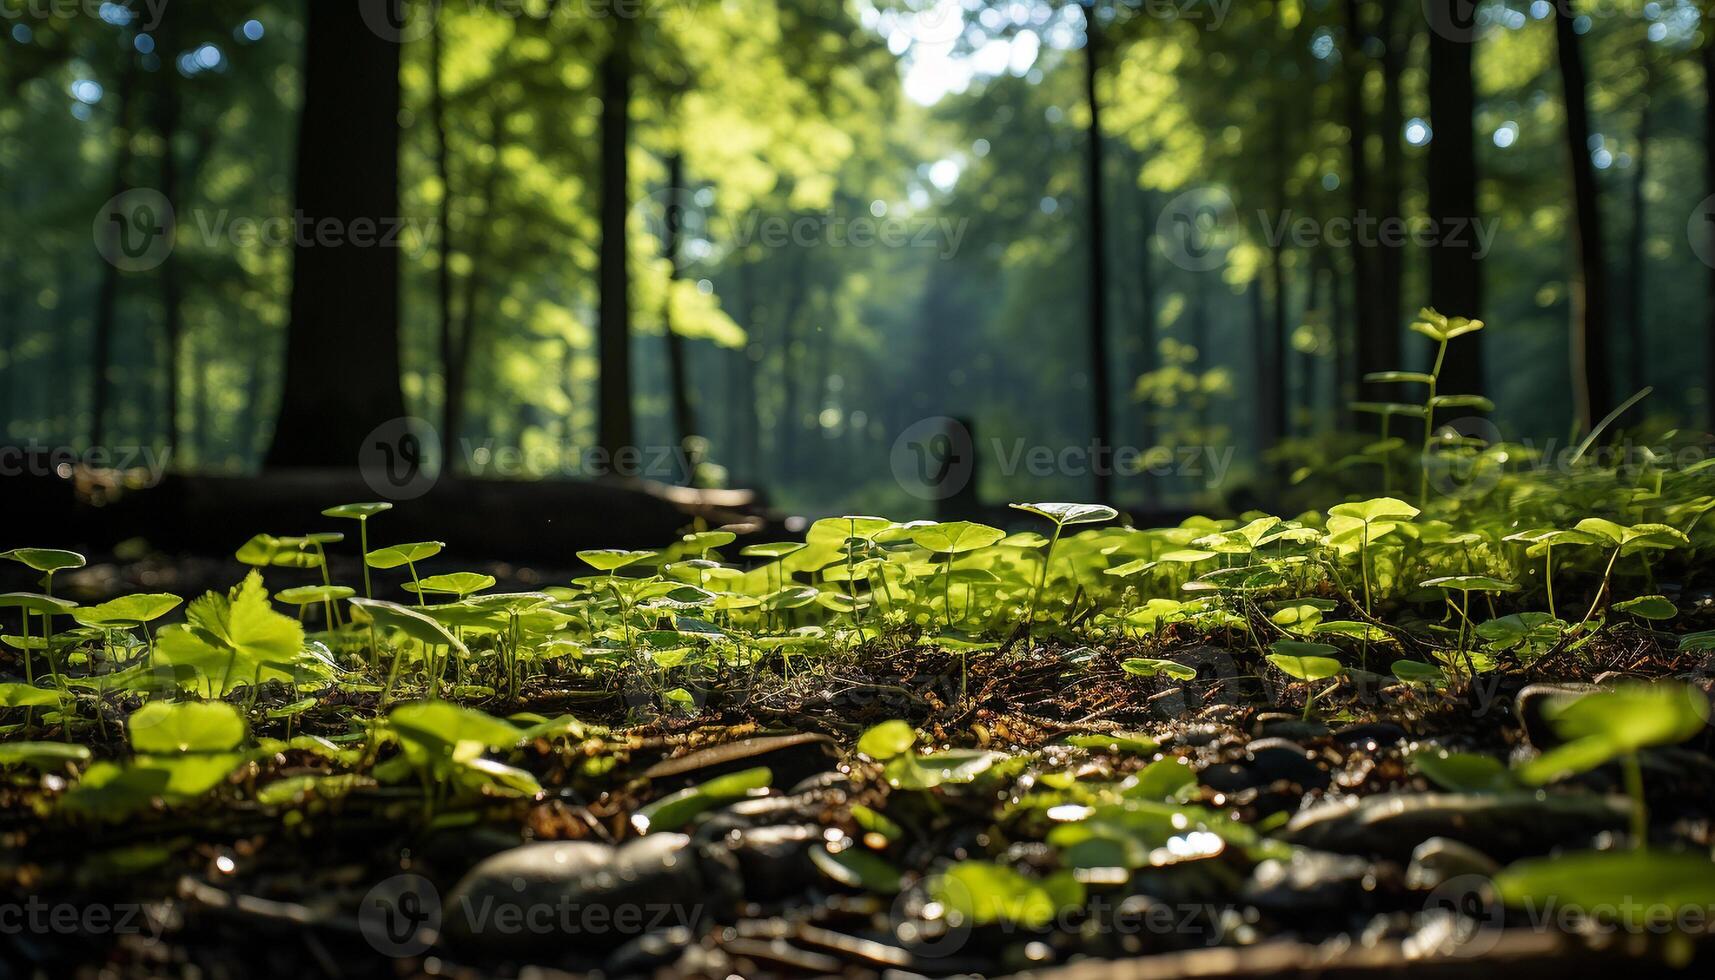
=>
[4,318,1715,977]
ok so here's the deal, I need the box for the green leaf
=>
[1362,371,1435,385]
[1009,502,1119,527]
[235,534,322,569]
[737,542,805,559]
[1121,658,1197,681]
[1267,640,1343,680]
[365,542,446,569]
[932,862,1085,927]
[0,741,91,770]
[1429,394,1495,411]
[577,548,656,571]
[632,766,772,833]
[275,585,357,607]
[1328,497,1421,523]
[404,572,497,597]
[0,548,87,573]
[0,592,78,615]
[71,593,183,628]
[857,720,916,760]
[0,682,63,708]
[1391,660,1445,684]
[348,597,468,654]
[1410,749,1514,792]
[908,521,1006,554]
[1494,850,1715,930]
[1410,308,1483,342]
[1613,595,1678,621]
[321,502,394,519]
[1517,683,1711,785]
[128,701,246,754]
[1351,401,1428,420]
[883,749,1005,790]
[1420,575,1520,594]
[811,846,902,894]
[1125,756,1197,802]
[154,573,313,696]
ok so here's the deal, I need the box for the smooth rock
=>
[444,833,707,951]
[1244,738,1328,788]
[1281,791,1628,862]
[1252,712,1331,741]
[1404,836,1500,890]
[603,926,694,975]
[1243,849,1381,916]
[643,733,838,789]
[706,823,821,901]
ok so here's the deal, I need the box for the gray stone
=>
[1282,791,1629,862]
[443,833,708,951]
[1405,836,1501,890]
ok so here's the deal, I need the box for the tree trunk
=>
[1622,56,1653,399]
[1084,4,1114,501]
[596,20,635,472]
[662,152,697,481]
[156,12,183,458]
[1426,14,1483,395]
[445,108,505,471]
[1374,0,1406,370]
[431,2,459,464]
[1705,40,1715,429]
[1345,0,1384,424]
[265,0,405,467]
[91,61,138,452]
[1555,7,1613,431]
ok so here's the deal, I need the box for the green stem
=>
[359,517,374,600]
[1622,751,1647,848]
[1544,545,1556,620]
[1419,338,1448,508]
[1026,523,1064,632]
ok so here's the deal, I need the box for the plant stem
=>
[359,517,374,599]
[1622,750,1647,847]
[1419,337,1448,508]
[1026,522,1064,632]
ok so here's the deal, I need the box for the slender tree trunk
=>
[1623,57,1653,399]
[1426,14,1483,394]
[265,0,405,467]
[148,6,183,459]
[1084,4,1113,501]
[1345,0,1380,422]
[774,250,811,469]
[91,62,138,452]
[596,19,635,472]
[1374,0,1406,367]
[662,152,697,480]
[0,188,17,434]
[445,108,504,471]
[431,2,459,464]
[1555,6,1613,430]
[1260,113,1290,452]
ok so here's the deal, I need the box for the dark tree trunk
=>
[1555,7,1613,430]
[91,60,138,452]
[1623,57,1653,399]
[1374,0,1406,370]
[445,108,504,470]
[1084,5,1113,501]
[1703,40,1715,429]
[596,20,635,471]
[1343,0,1378,410]
[431,3,459,464]
[1426,16,1483,395]
[157,17,183,457]
[265,0,405,467]
[662,153,697,480]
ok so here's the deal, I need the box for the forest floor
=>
[6,629,1713,979]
